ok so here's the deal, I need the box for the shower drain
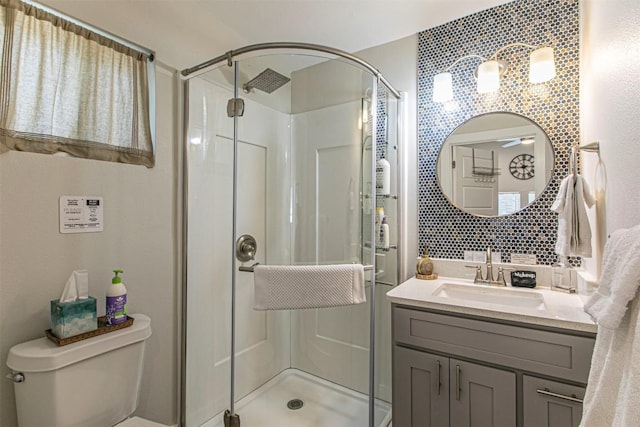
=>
[287,399,304,410]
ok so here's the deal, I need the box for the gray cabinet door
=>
[523,375,585,427]
[393,346,450,427]
[449,359,516,427]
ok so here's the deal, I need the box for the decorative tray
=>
[45,315,135,346]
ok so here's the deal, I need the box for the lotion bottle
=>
[106,269,127,325]
[376,156,391,196]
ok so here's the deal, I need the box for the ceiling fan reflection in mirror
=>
[499,136,536,148]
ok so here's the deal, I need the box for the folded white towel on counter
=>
[584,224,640,329]
[581,224,640,426]
[253,264,366,310]
[551,174,595,257]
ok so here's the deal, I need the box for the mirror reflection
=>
[436,112,554,217]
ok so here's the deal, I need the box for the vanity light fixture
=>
[432,43,556,102]
[432,54,485,103]
[529,46,556,83]
[432,72,454,103]
[476,60,502,94]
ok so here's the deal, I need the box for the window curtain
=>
[0,0,154,167]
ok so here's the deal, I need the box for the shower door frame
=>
[180,42,402,427]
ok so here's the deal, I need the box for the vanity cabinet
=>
[392,305,595,427]
[394,346,516,427]
[394,346,449,426]
[522,376,585,427]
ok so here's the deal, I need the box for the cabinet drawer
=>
[523,375,585,427]
[394,307,595,383]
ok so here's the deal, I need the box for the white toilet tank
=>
[7,314,152,427]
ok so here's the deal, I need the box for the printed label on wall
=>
[59,196,104,233]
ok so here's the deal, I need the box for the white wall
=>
[581,0,640,277]
[0,64,179,426]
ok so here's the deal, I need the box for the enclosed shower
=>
[181,43,404,427]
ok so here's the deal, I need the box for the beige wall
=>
[0,63,179,426]
[581,0,640,277]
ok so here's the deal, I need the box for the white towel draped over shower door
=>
[551,174,595,257]
[253,263,366,310]
[581,225,640,426]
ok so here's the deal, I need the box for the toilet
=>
[6,313,166,427]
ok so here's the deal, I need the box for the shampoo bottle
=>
[106,269,127,325]
[380,216,390,250]
[375,207,384,246]
[376,156,391,196]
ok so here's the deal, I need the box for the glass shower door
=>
[184,70,236,427]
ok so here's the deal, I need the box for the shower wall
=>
[288,61,394,403]
[290,100,370,394]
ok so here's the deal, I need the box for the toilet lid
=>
[116,416,169,427]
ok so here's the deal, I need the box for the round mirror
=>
[436,112,554,217]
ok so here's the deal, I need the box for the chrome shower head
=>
[242,68,291,94]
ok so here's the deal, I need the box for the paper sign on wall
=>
[510,253,537,265]
[59,196,104,233]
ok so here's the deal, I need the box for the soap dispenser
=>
[106,269,128,325]
[551,256,575,293]
[416,244,438,280]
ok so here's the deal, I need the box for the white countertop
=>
[386,276,597,334]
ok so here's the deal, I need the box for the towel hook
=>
[571,145,578,177]
[571,141,601,177]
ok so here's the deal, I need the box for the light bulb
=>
[529,47,556,83]
[477,61,500,94]
[432,72,453,103]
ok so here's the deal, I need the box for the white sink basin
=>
[432,283,546,310]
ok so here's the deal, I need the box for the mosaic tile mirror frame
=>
[417,0,580,265]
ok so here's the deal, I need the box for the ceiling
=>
[40,0,511,71]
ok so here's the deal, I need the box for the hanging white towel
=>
[551,174,595,257]
[253,264,366,310]
[584,224,640,329]
[580,225,640,426]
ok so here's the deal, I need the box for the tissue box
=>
[50,297,98,339]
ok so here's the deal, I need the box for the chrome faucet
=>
[465,247,508,286]
[485,247,494,282]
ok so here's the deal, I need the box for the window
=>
[498,192,521,216]
[0,0,155,167]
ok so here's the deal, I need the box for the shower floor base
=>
[203,368,392,427]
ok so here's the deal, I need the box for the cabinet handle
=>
[536,388,584,404]
[436,360,441,395]
[455,365,461,400]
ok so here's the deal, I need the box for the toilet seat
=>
[116,416,169,427]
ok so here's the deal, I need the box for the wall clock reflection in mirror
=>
[509,153,535,180]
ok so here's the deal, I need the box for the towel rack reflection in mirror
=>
[239,263,374,273]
